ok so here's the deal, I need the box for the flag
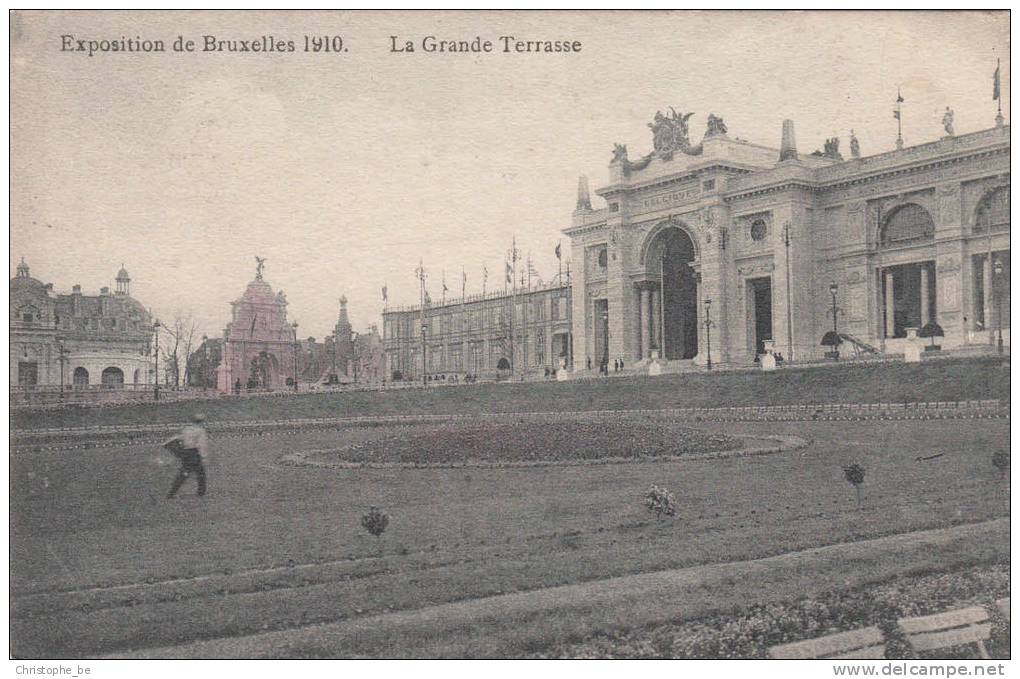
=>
[896,91,904,104]
[555,242,562,260]
[994,60,1001,101]
[381,285,388,302]
[893,109,900,120]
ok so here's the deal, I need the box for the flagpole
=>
[995,58,1004,127]
[895,87,904,150]
[566,261,573,370]
[417,259,427,387]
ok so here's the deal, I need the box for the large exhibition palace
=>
[384,111,1010,378]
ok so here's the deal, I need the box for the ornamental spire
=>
[779,119,798,162]
[575,175,592,212]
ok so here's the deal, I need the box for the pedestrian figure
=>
[165,413,210,498]
[619,358,625,371]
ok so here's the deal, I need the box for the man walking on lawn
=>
[165,413,211,498]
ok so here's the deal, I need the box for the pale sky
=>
[10,10,1010,339]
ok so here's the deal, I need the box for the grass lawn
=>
[10,415,1009,658]
[10,356,1009,430]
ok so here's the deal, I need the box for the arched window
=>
[101,367,125,389]
[882,204,935,246]
[975,187,1009,233]
[73,367,89,389]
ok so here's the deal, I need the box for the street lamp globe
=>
[829,282,838,296]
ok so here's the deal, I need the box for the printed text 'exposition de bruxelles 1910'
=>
[59,34,583,57]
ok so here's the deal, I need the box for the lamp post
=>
[200,334,208,389]
[57,342,67,400]
[783,221,795,361]
[993,259,1004,355]
[153,320,161,401]
[292,320,299,393]
[829,282,840,361]
[421,320,428,387]
[703,299,713,371]
[352,331,361,384]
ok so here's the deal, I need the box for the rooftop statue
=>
[648,107,701,156]
[849,129,861,159]
[611,143,628,164]
[255,256,266,281]
[811,137,844,161]
[705,113,728,138]
[942,107,955,136]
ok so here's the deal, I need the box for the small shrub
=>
[644,484,677,520]
[842,462,866,508]
[992,450,1009,478]
[361,506,389,540]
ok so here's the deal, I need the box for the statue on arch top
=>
[611,143,628,164]
[705,113,728,138]
[648,107,702,157]
[849,129,861,159]
[255,256,267,281]
[942,107,955,136]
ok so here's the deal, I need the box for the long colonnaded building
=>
[383,281,572,381]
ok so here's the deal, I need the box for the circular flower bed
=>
[324,419,742,466]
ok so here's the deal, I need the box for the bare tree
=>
[160,312,197,389]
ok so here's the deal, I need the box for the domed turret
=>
[10,257,48,295]
[115,264,131,295]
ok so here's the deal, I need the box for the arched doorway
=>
[101,367,125,389]
[644,226,699,359]
[73,367,89,389]
[247,351,280,389]
[133,368,141,386]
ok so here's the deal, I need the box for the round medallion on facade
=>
[750,218,768,241]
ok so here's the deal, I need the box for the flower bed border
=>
[280,434,808,470]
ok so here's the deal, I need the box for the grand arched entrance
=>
[641,226,699,360]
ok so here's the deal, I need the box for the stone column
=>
[650,285,661,355]
[920,265,930,327]
[634,285,643,361]
[884,269,896,338]
[640,286,651,359]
